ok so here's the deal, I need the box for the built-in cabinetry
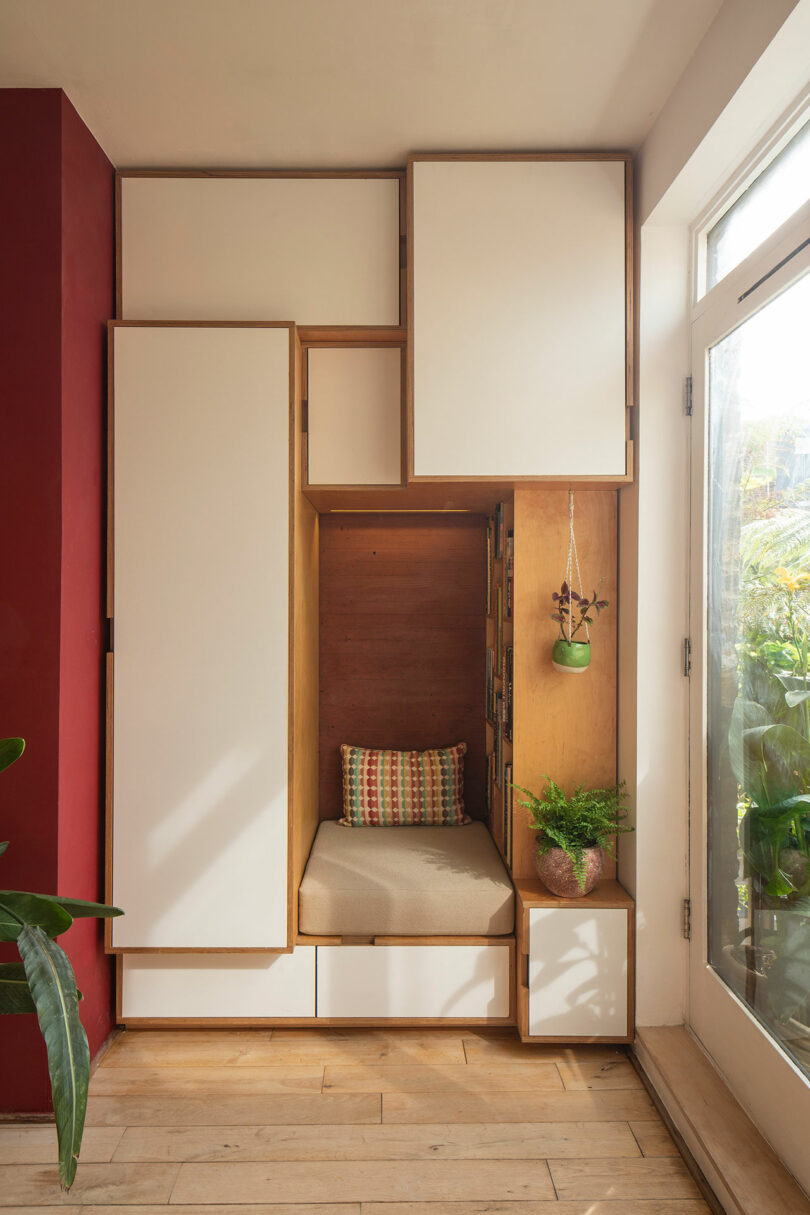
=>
[409,156,631,480]
[515,879,634,1042]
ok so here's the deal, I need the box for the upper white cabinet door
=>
[307,346,403,486]
[411,158,628,478]
[111,325,291,949]
[120,175,401,325]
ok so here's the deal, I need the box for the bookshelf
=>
[486,497,514,867]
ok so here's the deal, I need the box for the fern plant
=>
[514,778,633,892]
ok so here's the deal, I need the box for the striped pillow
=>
[340,743,469,827]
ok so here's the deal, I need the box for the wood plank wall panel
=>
[319,514,487,821]
[511,488,618,880]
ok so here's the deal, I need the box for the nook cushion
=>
[340,742,469,826]
[299,820,515,936]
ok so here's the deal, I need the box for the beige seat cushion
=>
[298,820,514,937]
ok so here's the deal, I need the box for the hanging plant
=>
[550,491,609,674]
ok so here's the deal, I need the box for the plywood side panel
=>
[411,159,627,477]
[318,514,487,820]
[292,333,320,933]
[511,488,618,879]
[111,325,290,948]
[120,176,400,325]
[121,950,316,1019]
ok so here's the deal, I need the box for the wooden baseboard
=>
[633,1026,810,1215]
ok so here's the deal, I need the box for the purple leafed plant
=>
[551,581,609,642]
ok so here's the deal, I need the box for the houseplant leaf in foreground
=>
[0,962,37,1013]
[17,924,90,1190]
[0,892,73,942]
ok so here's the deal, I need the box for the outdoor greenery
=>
[513,778,632,893]
[0,738,123,1190]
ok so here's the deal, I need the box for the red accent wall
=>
[0,90,114,1113]
[319,513,487,821]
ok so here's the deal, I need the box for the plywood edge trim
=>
[116,169,406,181]
[111,946,295,955]
[407,151,633,167]
[118,1016,517,1029]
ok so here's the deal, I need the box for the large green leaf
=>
[729,700,810,809]
[18,925,89,1191]
[0,841,8,858]
[0,893,73,942]
[38,895,123,920]
[0,737,24,776]
[0,962,36,1013]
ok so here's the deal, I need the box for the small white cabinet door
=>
[528,907,628,1037]
[411,158,628,478]
[111,325,291,950]
[317,945,511,1019]
[307,347,402,486]
[120,176,401,325]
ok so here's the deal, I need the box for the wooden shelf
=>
[515,877,634,911]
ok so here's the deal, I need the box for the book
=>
[495,692,503,790]
[494,501,504,559]
[486,518,494,615]
[504,762,513,866]
[505,529,514,619]
[504,646,513,742]
[485,647,496,723]
[495,586,503,669]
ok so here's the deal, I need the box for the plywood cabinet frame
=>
[515,878,635,1044]
[405,152,635,485]
[114,169,407,324]
[105,320,307,956]
[300,327,408,491]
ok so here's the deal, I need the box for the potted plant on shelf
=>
[514,777,633,896]
[551,582,609,673]
[0,737,123,1190]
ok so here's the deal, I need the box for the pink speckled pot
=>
[537,845,604,897]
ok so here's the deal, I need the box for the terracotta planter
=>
[537,845,604,897]
[551,638,591,674]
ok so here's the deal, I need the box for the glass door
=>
[689,255,810,1190]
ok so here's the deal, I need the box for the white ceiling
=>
[0,0,724,169]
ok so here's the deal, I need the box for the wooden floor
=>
[0,1028,713,1212]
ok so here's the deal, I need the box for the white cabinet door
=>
[121,949,316,1019]
[111,325,291,950]
[307,346,402,486]
[411,158,628,478]
[316,945,511,1019]
[120,176,401,325]
[528,907,628,1037]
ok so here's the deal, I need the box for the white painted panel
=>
[529,907,628,1037]
[307,347,402,485]
[112,326,290,949]
[121,177,401,325]
[412,160,627,477]
[316,945,510,1019]
[122,949,316,1019]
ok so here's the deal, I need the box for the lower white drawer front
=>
[529,907,627,1037]
[316,944,511,1019]
[121,948,316,1019]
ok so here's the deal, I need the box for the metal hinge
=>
[685,375,693,416]
[683,637,692,677]
[301,400,308,433]
[105,617,114,653]
[683,897,692,940]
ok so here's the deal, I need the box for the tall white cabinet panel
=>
[121,950,316,1019]
[528,907,628,1037]
[120,176,401,325]
[111,325,291,949]
[411,158,628,478]
[307,347,402,486]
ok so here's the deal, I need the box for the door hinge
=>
[105,617,114,654]
[683,897,692,940]
[685,376,693,416]
[301,399,308,433]
[683,637,692,677]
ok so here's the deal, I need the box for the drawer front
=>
[316,944,511,1019]
[121,948,316,1019]
[528,907,628,1037]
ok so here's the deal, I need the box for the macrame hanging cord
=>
[564,490,589,645]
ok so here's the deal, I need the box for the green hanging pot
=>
[552,638,591,674]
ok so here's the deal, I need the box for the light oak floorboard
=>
[630,1120,682,1158]
[105,1031,465,1068]
[549,1158,704,1201]
[461,1039,626,1064]
[556,1058,643,1090]
[86,1208,357,1215]
[112,1120,641,1163]
[383,1089,656,1123]
[89,1068,324,1096]
[101,1033,275,1068]
[0,1127,124,1164]
[323,1064,563,1093]
[0,1164,180,1207]
[170,1160,556,1204]
[86,1094,380,1127]
[361,1203,712,1214]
